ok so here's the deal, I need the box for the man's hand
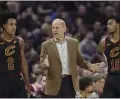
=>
[26,84,31,97]
[41,55,49,69]
[89,63,102,72]
[75,92,81,98]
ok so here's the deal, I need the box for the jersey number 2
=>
[7,57,15,70]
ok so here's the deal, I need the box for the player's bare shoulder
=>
[97,36,107,54]
[17,36,24,49]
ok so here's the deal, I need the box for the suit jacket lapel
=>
[50,38,61,62]
[50,37,72,65]
[66,37,71,67]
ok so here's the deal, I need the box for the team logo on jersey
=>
[110,47,119,58]
[5,45,16,56]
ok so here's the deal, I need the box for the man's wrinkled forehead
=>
[52,21,61,26]
[52,19,66,27]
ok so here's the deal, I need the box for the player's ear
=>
[3,24,6,29]
[64,26,66,32]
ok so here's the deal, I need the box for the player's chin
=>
[10,32,16,35]
[108,30,113,34]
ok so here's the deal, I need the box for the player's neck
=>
[111,29,119,42]
[1,31,14,41]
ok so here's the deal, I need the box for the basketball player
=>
[97,14,120,98]
[0,11,30,97]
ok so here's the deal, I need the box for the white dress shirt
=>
[56,39,70,75]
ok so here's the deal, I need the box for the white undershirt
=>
[56,40,70,75]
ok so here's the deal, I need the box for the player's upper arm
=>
[18,37,24,51]
[97,38,106,54]
[17,37,26,67]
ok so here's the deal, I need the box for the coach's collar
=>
[54,36,67,43]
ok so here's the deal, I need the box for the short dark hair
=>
[108,13,120,24]
[79,76,93,91]
[92,75,105,82]
[0,11,17,28]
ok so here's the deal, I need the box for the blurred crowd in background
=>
[0,1,120,98]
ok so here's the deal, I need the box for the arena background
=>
[0,1,120,98]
